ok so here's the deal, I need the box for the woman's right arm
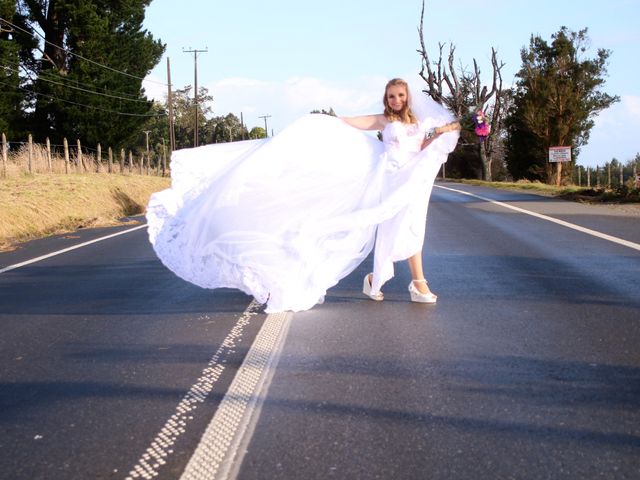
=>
[340,114,386,131]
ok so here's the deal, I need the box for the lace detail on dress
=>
[147,101,460,312]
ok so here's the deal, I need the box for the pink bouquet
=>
[472,109,490,140]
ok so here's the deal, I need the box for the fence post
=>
[620,163,623,187]
[120,148,125,174]
[28,134,33,173]
[63,138,69,174]
[140,153,144,175]
[607,163,611,188]
[577,166,581,187]
[76,139,84,172]
[108,147,113,174]
[1,133,7,177]
[128,150,133,173]
[96,143,102,173]
[46,137,52,172]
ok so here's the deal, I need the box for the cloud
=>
[622,94,640,117]
[142,74,169,102]
[202,75,388,133]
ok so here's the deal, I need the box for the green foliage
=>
[248,126,266,139]
[206,113,248,144]
[310,107,336,116]
[13,0,164,148]
[0,0,23,136]
[506,27,619,183]
[169,85,213,149]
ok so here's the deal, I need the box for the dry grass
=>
[0,173,169,251]
[453,178,585,196]
[1,142,157,176]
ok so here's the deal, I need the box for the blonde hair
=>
[383,78,417,124]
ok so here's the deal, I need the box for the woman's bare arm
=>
[340,114,387,131]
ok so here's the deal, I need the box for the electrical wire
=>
[35,65,151,101]
[1,62,154,104]
[0,16,168,86]
[0,79,166,117]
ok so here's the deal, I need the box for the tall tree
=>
[506,27,618,184]
[0,0,37,138]
[417,0,506,180]
[0,0,22,135]
[169,85,213,149]
[16,0,164,147]
[206,113,247,144]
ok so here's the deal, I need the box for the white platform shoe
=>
[362,273,384,301]
[408,279,437,304]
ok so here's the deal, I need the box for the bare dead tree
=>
[417,0,506,180]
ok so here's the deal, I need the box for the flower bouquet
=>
[460,108,491,142]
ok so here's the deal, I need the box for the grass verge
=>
[451,179,640,203]
[0,174,169,251]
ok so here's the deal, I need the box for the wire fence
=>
[1,133,168,178]
[574,163,640,189]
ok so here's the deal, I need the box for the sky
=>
[142,0,640,168]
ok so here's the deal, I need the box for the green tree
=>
[248,126,266,139]
[170,85,213,149]
[310,107,336,116]
[17,0,164,148]
[506,27,619,184]
[0,0,22,136]
[206,113,247,144]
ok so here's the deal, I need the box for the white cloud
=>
[142,74,169,102]
[203,75,388,134]
[622,94,640,117]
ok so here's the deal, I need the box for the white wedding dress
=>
[146,96,458,312]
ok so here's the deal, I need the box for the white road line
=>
[0,224,148,274]
[435,185,640,252]
[180,310,292,480]
[124,300,269,480]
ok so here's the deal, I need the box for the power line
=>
[35,66,148,101]
[0,16,168,87]
[2,62,153,104]
[0,79,165,117]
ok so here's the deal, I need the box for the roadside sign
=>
[549,146,572,163]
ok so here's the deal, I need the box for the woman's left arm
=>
[420,121,461,150]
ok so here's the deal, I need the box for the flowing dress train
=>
[146,96,459,312]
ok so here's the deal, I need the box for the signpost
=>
[549,146,572,186]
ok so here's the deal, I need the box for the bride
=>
[146,78,460,312]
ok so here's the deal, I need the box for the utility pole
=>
[183,47,208,147]
[166,57,175,152]
[259,114,271,138]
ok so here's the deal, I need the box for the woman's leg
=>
[407,251,434,295]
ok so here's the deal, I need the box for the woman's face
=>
[386,84,407,112]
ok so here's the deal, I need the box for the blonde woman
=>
[147,78,459,312]
[341,78,460,303]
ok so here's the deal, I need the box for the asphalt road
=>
[1,182,638,480]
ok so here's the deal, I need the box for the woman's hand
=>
[420,121,461,150]
[420,131,443,150]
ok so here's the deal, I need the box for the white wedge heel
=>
[362,273,384,301]
[408,279,437,304]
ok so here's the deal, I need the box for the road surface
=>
[1,182,638,479]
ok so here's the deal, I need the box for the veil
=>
[408,82,457,127]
